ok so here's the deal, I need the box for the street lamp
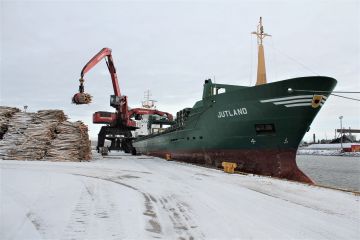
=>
[339,116,343,151]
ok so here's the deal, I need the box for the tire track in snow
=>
[62,185,93,240]
[62,178,126,239]
[25,211,52,239]
[123,159,205,239]
[71,173,163,239]
[158,195,202,240]
[1,171,55,239]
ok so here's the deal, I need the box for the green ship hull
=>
[133,76,337,183]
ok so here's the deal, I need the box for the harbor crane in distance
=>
[72,47,173,155]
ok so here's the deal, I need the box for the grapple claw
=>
[72,93,92,104]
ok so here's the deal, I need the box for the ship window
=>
[193,137,196,140]
[255,124,275,135]
[200,136,203,139]
[212,87,226,95]
[187,137,189,140]
[217,88,226,94]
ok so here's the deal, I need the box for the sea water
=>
[297,155,360,192]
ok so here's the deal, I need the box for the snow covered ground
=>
[297,148,360,156]
[1,153,359,240]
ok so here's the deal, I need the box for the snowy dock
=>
[1,154,359,239]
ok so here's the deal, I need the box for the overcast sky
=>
[1,0,359,141]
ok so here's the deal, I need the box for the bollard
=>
[222,162,237,174]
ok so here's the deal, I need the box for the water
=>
[297,155,360,192]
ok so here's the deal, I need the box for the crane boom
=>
[80,48,121,97]
[129,108,173,121]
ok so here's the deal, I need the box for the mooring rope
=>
[291,89,360,101]
[328,94,360,102]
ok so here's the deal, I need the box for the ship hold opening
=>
[255,124,276,135]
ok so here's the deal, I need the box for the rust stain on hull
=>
[142,149,313,184]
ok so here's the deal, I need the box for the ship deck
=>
[1,153,359,239]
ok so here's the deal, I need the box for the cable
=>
[249,34,254,86]
[330,94,360,102]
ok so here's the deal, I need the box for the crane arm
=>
[79,47,121,97]
[129,108,174,121]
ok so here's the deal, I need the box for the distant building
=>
[330,135,354,144]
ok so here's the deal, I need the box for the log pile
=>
[0,106,91,161]
[0,107,20,139]
[46,121,91,161]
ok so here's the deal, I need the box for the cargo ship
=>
[132,18,337,184]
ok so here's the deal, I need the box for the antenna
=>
[142,90,157,109]
[251,17,271,45]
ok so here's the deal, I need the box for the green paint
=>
[133,76,337,154]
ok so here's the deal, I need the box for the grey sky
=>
[1,0,359,141]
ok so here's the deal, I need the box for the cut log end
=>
[72,93,92,104]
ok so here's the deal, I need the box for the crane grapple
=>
[72,92,92,104]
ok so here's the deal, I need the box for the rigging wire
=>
[268,43,319,76]
[249,34,254,86]
[269,38,278,80]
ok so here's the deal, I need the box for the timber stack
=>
[0,106,91,161]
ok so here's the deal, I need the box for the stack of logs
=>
[0,106,91,161]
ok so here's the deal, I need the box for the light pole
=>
[339,116,343,151]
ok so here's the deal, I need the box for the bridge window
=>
[212,87,226,95]
[217,88,226,94]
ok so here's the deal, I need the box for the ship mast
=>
[252,17,271,85]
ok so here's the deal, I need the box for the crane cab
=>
[93,111,117,124]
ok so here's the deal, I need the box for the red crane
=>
[72,47,173,154]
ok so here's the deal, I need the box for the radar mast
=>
[251,17,271,85]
